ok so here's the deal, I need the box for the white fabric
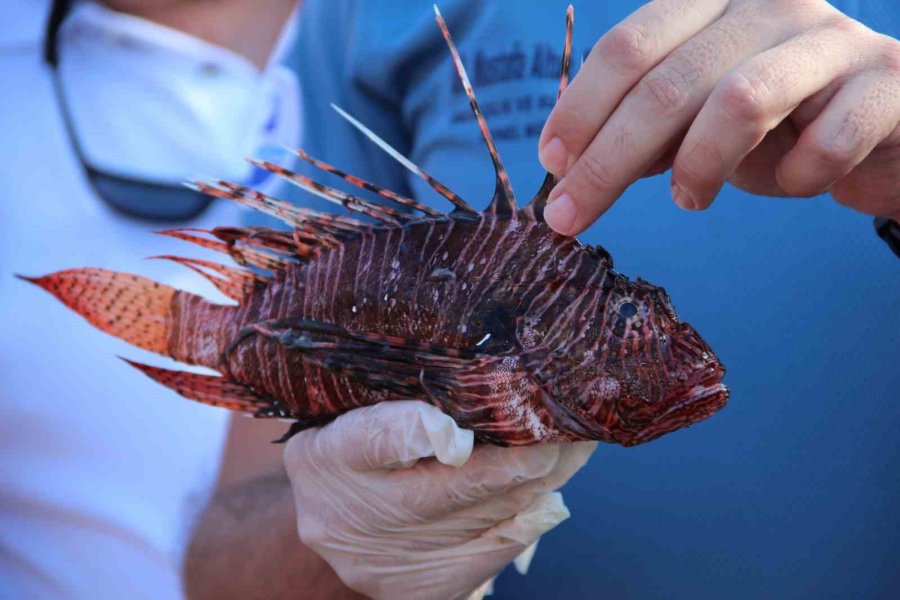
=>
[284,401,597,600]
[59,2,301,191]
[0,3,299,599]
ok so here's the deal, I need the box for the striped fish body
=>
[21,7,727,447]
[219,216,601,446]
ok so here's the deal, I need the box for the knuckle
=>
[576,152,617,193]
[551,101,595,139]
[640,66,691,114]
[808,122,865,167]
[673,152,709,189]
[598,22,658,72]
[717,71,771,124]
[876,35,900,76]
[766,0,827,21]
[825,12,867,37]
[674,138,725,193]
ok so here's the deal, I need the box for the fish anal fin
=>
[123,358,284,416]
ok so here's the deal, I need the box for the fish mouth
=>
[662,374,728,419]
[624,370,728,447]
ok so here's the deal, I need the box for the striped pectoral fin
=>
[228,317,490,399]
[123,359,284,416]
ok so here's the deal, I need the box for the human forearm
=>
[183,473,366,600]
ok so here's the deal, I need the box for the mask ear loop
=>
[41,0,216,223]
[43,0,72,66]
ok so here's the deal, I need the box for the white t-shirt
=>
[0,2,299,598]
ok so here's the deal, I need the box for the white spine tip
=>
[433,5,441,18]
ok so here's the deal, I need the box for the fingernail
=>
[544,192,577,235]
[539,137,568,175]
[671,180,696,210]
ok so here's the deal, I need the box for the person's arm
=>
[538,0,900,236]
[182,417,365,600]
[184,402,595,600]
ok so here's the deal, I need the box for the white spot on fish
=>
[467,263,474,272]
[592,377,620,401]
[476,333,491,346]
[461,324,468,333]
[391,259,400,269]
[383,293,388,301]
[462,283,467,290]
[352,305,357,313]
[442,251,448,260]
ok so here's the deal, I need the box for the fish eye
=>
[618,302,638,318]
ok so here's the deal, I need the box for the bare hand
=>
[539,0,900,235]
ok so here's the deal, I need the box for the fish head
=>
[557,275,728,446]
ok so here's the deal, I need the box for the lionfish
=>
[20,7,727,446]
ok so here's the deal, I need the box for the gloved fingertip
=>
[466,578,494,600]
[516,443,562,479]
[566,440,599,470]
[513,540,539,575]
[493,492,570,546]
[418,403,474,467]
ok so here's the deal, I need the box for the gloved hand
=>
[283,400,596,600]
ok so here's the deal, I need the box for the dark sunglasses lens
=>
[89,169,213,222]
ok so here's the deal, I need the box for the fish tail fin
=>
[17,268,230,368]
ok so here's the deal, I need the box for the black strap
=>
[874,217,900,259]
[43,0,72,66]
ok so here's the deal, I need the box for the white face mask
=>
[57,2,301,193]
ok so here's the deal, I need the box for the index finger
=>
[538,0,727,175]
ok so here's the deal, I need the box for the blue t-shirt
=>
[275,2,899,598]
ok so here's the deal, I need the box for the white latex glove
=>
[283,400,596,600]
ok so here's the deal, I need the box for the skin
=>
[104,0,297,69]
[182,417,366,600]
[538,0,900,236]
